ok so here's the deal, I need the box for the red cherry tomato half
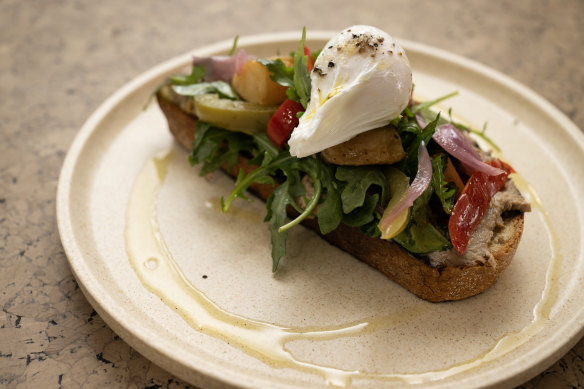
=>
[266,99,304,148]
[448,160,513,254]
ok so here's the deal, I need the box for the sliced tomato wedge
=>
[448,160,514,253]
[304,46,314,72]
[266,99,304,147]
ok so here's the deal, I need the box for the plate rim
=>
[56,30,584,389]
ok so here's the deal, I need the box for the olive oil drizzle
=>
[124,151,562,386]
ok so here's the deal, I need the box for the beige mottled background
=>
[1,0,583,388]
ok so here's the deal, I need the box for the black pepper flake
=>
[328,61,335,68]
[389,50,393,54]
[373,43,378,47]
[377,37,385,43]
[202,275,208,279]
[392,42,395,47]
[313,66,327,76]
[328,45,333,49]
[352,33,358,39]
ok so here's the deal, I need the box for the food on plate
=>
[288,25,412,157]
[154,26,530,302]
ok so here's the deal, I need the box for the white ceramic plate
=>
[57,32,584,388]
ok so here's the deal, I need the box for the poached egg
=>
[288,25,412,158]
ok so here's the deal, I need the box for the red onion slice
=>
[193,49,256,82]
[432,123,503,176]
[415,113,427,130]
[378,142,432,230]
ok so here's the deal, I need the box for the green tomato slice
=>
[194,94,277,135]
[379,167,410,239]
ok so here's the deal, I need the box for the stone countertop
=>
[1,0,583,387]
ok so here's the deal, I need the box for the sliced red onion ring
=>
[234,49,250,75]
[414,113,427,130]
[378,142,432,230]
[193,49,256,82]
[432,123,503,176]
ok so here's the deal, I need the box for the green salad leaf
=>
[335,166,388,213]
[410,91,458,114]
[342,193,379,228]
[293,27,312,108]
[393,187,451,254]
[316,163,342,234]
[257,27,312,108]
[228,35,239,56]
[266,179,294,271]
[257,58,295,90]
[172,81,240,100]
[397,114,440,179]
[169,65,206,85]
[431,153,457,214]
[189,121,255,175]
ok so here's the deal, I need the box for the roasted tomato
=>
[449,160,514,253]
[266,99,304,147]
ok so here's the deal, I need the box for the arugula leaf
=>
[257,58,302,103]
[411,91,458,114]
[228,35,239,56]
[335,166,388,213]
[172,81,240,100]
[144,65,207,109]
[398,114,440,179]
[257,58,295,89]
[393,187,451,254]
[256,27,312,107]
[431,154,457,214]
[342,194,379,228]
[169,65,206,85]
[293,27,312,108]
[317,187,342,234]
[221,152,294,211]
[189,121,254,174]
[278,158,322,232]
[316,163,342,234]
[253,133,280,159]
[267,180,294,271]
[455,121,501,152]
[359,219,381,238]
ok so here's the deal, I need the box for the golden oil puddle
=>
[124,150,562,386]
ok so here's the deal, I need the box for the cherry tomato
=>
[266,99,304,147]
[448,160,512,253]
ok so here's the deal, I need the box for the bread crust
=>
[156,93,525,302]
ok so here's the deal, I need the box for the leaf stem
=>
[221,155,295,212]
[278,178,322,232]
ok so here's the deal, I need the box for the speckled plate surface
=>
[57,32,584,388]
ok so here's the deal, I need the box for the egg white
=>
[288,25,412,158]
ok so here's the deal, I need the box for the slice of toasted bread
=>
[156,92,525,302]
